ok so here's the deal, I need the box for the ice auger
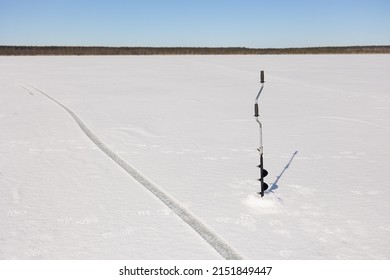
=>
[254,71,268,197]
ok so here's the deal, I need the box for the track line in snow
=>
[20,84,243,260]
[18,84,35,95]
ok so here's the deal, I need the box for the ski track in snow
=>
[19,83,243,260]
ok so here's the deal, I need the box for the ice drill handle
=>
[254,103,259,117]
[260,71,265,84]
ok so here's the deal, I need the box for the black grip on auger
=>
[254,103,259,117]
[260,70,265,83]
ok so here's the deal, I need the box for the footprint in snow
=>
[203,156,218,160]
[379,225,390,232]
[269,220,283,227]
[279,250,294,258]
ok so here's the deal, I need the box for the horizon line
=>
[1,44,390,49]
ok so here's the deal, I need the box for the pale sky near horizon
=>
[1,0,389,48]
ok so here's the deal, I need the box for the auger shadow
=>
[267,150,298,194]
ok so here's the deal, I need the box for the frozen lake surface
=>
[1,55,390,259]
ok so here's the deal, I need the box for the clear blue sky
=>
[1,0,389,47]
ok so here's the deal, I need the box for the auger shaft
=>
[254,71,268,197]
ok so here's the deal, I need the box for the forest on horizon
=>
[1,45,389,55]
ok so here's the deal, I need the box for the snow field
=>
[1,55,390,259]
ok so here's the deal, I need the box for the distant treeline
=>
[1,45,390,55]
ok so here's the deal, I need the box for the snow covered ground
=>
[1,55,390,259]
